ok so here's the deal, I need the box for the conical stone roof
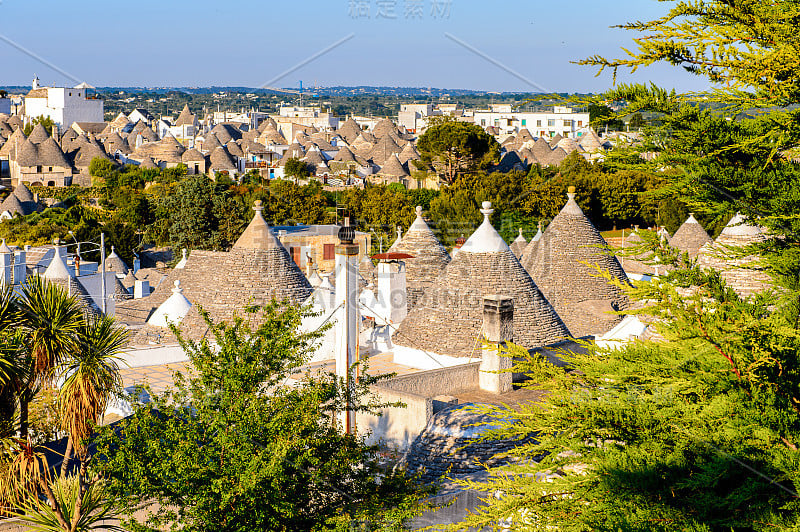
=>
[139,157,158,169]
[522,189,630,337]
[398,142,421,164]
[233,200,280,250]
[110,112,132,130]
[181,148,205,163]
[28,123,51,144]
[388,206,451,308]
[201,132,223,153]
[12,183,34,203]
[0,193,26,217]
[105,246,129,276]
[376,153,409,177]
[226,140,244,158]
[372,118,398,138]
[338,118,362,143]
[0,128,25,158]
[209,146,236,171]
[669,213,713,259]
[42,247,99,317]
[697,213,770,297]
[174,104,196,127]
[369,135,401,164]
[394,202,571,357]
[120,201,313,342]
[509,228,527,259]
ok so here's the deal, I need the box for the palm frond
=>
[14,475,125,532]
[18,276,83,384]
[58,314,128,453]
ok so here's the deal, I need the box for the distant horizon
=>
[0,84,610,95]
[0,1,710,94]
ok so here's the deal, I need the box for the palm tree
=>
[17,277,83,437]
[58,314,127,473]
[0,286,26,437]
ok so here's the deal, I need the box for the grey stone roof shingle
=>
[388,206,451,308]
[522,190,629,337]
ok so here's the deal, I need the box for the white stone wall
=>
[24,87,103,128]
[472,107,590,138]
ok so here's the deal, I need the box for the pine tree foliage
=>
[444,3,800,530]
[443,261,800,530]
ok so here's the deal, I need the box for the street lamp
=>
[67,230,80,260]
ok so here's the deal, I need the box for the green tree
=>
[449,2,800,530]
[95,304,429,531]
[628,111,646,129]
[16,276,83,437]
[88,158,118,188]
[284,158,311,184]
[23,116,56,137]
[417,121,499,185]
[2,279,128,531]
[588,103,624,131]
[597,169,660,229]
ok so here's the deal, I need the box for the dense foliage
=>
[95,303,429,531]
[417,120,500,184]
[447,1,800,530]
[8,152,674,258]
[0,278,129,530]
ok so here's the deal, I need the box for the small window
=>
[577,120,583,127]
[290,247,301,265]
[521,119,527,126]
[548,119,555,127]
[36,166,42,173]
[563,120,573,127]
[323,243,335,260]
[69,92,72,96]
[480,119,486,126]
[536,120,542,127]
[493,119,499,126]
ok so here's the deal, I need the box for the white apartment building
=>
[23,77,103,132]
[207,109,269,130]
[397,103,466,133]
[276,104,339,131]
[472,105,589,139]
[397,104,435,133]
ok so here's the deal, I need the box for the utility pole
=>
[100,233,107,315]
[334,219,359,434]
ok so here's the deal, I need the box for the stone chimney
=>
[479,295,514,394]
[376,257,407,326]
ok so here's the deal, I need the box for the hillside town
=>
[0,77,616,194]
[2,1,800,531]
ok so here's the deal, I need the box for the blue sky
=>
[0,0,711,92]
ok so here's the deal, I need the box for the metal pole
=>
[100,233,106,315]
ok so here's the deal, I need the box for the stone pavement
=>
[119,361,191,394]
